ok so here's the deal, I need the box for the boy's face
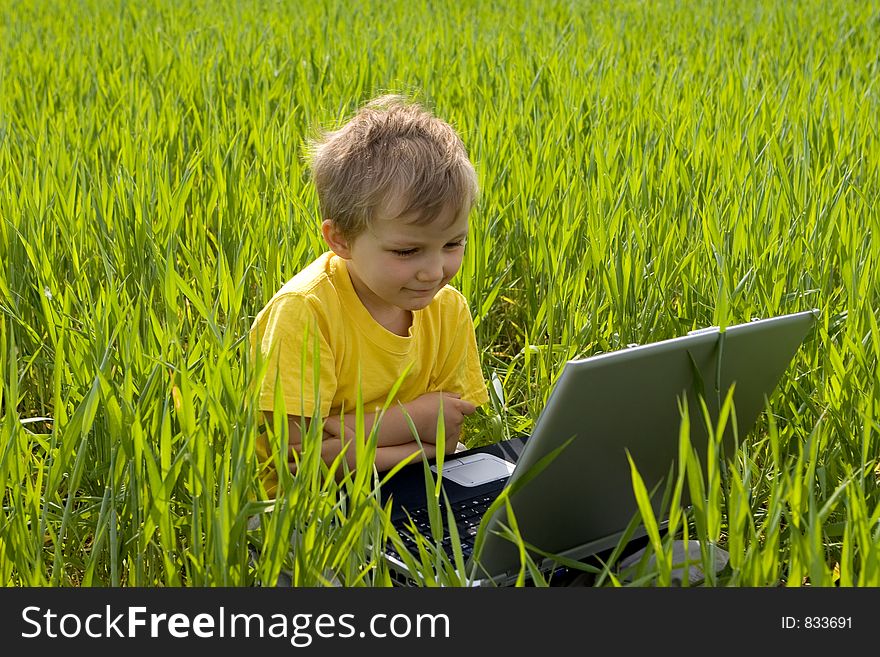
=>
[322,199,469,319]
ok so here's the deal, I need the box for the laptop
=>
[379,309,818,586]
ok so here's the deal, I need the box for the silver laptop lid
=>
[471,310,818,581]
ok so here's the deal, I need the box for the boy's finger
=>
[458,400,477,415]
[323,417,342,436]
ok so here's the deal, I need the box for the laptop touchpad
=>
[431,454,515,487]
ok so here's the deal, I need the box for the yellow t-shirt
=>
[250,252,489,485]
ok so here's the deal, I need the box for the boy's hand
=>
[322,416,343,439]
[316,393,476,453]
[413,391,476,447]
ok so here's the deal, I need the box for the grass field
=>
[1,0,879,586]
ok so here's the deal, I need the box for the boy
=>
[250,95,489,494]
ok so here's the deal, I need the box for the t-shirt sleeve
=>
[251,293,337,419]
[432,294,490,406]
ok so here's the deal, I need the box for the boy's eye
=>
[391,241,464,256]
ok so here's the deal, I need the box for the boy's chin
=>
[403,299,434,311]
[400,294,438,311]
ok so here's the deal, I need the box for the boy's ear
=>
[321,220,352,259]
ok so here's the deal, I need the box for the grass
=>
[1,0,879,586]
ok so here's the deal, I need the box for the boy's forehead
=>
[370,207,468,242]
[374,189,466,223]
[375,193,410,219]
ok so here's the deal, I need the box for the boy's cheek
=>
[447,255,465,277]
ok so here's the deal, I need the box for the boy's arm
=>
[315,438,457,474]
[261,411,363,472]
[261,411,456,477]
[332,392,476,448]
[261,411,336,458]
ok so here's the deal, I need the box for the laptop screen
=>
[472,310,817,579]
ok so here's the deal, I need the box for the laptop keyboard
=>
[389,494,496,560]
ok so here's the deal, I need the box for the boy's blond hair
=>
[308,95,478,241]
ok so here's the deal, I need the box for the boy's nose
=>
[416,255,444,282]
